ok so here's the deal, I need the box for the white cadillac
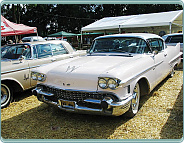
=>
[32,33,182,117]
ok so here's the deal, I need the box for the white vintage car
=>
[1,40,86,108]
[32,33,182,117]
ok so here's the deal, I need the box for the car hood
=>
[36,54,143,91]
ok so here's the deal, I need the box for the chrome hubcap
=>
[1,85,9,104]
[132,83,140,114]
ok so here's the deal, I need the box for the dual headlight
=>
[31,72,46,82]
[98,77,121,90]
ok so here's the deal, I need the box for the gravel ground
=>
[1,70,183,139]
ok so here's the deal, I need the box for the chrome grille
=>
[39,84,118,103]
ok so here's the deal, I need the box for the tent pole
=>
[119,25,121,34]
[15,35,17,43]
[169,22,172,34]
[37,32,39,40]
[80,31,83,49]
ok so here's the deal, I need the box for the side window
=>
[138,39,151,53]
[170,35,183,43]
[51,44,68,56]
[148,39,164,52]
[165,36,171,43]
[22,45,31,59]
[33,44,52,59]
[33,46,38,58]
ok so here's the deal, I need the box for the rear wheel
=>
[1,84,13,108]
[126,83,140,117]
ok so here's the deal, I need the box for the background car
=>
[32,33,182,117]
[22,36,46,42]
[162,33,183,52]
[1,40,86,108]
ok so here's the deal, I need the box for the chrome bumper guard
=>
[33,88,132,116]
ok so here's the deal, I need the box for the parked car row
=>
[1,33,182,117]
[1,40,86,108]
[31,33,182,117]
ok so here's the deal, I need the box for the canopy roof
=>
[48,31,77,37]
[82,10,183,32]
[1,15,37,36]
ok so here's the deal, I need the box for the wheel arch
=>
[137,77,150,96]
[1,78,24,93]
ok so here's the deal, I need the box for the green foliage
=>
[1,4,182,36]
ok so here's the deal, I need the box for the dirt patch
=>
[1,70,183,139]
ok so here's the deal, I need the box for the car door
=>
[149,38,170,85]
[6,45,31,90]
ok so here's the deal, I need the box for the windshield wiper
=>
[93,49,110,53]
[110,49,127,53]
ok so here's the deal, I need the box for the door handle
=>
[164,53,167,57]
[51,58,56,62]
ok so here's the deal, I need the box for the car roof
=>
[5,40,67,46]
[95,33,162,40]
[24,40,65,45]
[22,36,43,39]
[163,33,183,37]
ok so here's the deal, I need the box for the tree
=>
[1,4,182,37]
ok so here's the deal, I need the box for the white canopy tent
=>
[81,10,183,34]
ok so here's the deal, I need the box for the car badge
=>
[66,66,77,73]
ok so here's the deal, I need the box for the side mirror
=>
[87,49,90,53]
[18,55,26,63]
[153,50,158,56]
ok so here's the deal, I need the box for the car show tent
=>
[1,15,37,36]
[81,10,183,35]
[48,31,77,40]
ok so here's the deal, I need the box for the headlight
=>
[31,72,38,80]
[108,78,119,89]
[37,73,46,82]
[98,77,121,90]
[31,72,46,82]
[98,78,108,89]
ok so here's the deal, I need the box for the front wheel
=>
[126,83,140,117]
[1,84,13,108]
[168,68,175,78]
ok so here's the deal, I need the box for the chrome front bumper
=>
[33,88,133,116]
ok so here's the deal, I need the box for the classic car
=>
[32,33,182,117]
[162,33,183,52]
[22,36,45,42]
[162,33,183,60]
[1,40,86,108]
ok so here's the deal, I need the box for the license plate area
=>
[58,99,75,109]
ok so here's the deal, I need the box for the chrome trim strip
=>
[29,65,41,69]
[120,60,163,85]
[1,67,30,74]
[39,91,54,96]
[169,52,182,64]
[1,65,41,75]
[84,99,101,104]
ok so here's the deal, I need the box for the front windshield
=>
[1,44,31,59]
[90,37,150,54]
